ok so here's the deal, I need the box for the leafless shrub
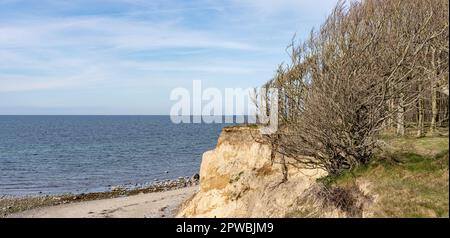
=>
[256,0,449,175]
[300,183,372,217]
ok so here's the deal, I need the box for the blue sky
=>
[0,0,338,115]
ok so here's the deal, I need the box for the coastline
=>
[7,186,198,218]
[1,175,199,218]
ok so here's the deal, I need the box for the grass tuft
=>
[310,135,449,217]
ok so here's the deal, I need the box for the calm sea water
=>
[0,116,231,196]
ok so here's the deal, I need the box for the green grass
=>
[225,124,260,129]
[323,136,449,217]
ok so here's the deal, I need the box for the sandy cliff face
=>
[177,126,326,218]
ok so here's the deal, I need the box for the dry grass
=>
[332,135,449,217]
[287,133,449,218]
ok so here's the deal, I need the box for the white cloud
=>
[0,66,108,92]
[0,14,258,92]
[0,0,337,98]
[0,16,254,50]
[118,60,268,74]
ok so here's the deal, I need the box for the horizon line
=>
[0,114,256,116]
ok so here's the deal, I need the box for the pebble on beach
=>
[108,173,200,194]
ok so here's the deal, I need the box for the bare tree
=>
[256,0,449,176]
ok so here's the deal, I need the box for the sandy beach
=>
[7,186,198,218]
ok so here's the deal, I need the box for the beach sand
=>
[7,186,198,218]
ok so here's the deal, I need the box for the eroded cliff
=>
[177,126,327,218]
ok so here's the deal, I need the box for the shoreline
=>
[8,186,198,218]
[1,175,199,218]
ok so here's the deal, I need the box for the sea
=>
[0,115,233,196]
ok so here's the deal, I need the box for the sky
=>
[0,0,339,115]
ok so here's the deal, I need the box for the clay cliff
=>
[177,126,327,218]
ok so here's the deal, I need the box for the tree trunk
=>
[429,47,440,135]
[387,83,395,132]
[441,85,449,96]
[386,99,393,129]
[417,84,424,137]
[429,81,439,135]
[396,93,405,136]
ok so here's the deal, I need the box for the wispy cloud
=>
[0,66,109,92]
[0,16,254,50]
[0,0,338,114]
[0,15,257,92]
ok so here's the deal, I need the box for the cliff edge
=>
[177,126,326,218]
[177,126,449,218]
